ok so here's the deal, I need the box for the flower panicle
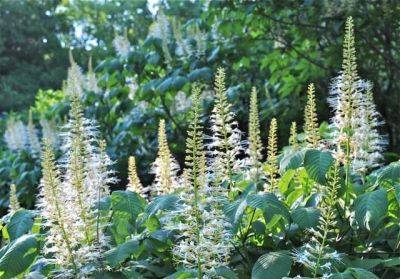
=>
[304,83,320,148]
[27,110,41,156]
[40,118,59,148]
[38,140,78,272]
[246,87,263,179]
[328,18,386,173]
[86,56,100,94]
[289,121,298,148]
[127,156,147,198]
[113,29,131,58]
[265,118,278,191]
[184,85,205,189]
[151,119,180,195]
[66,51,84,99]
[9,184,21,214]
[208,67,243,187]
[295,161,341,277]
[4,115,28,151]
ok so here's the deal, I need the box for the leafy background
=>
[0,0,399,214]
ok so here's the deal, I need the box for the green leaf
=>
[278,169,296,193]
[187,67,212,82]
[376,161,400,186]
[156,76,188,93]
[354,189,388,231]
[279,150,305,173]
[144,194,179,217]
[247,193,290,222]
[330,268,379,279]
[6,210,35,240]
[104,239,141,267]
[214,266,239,279]
[0,234,38,278]
[111,190,144,217]
[164,269,197,279]
[303,149,334,184]
[251,251,292,279]
[291,207,320,229]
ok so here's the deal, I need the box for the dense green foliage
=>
[0,1,400,278]
[0,0,69,111]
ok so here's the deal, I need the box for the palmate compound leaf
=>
[303,149,334,185]
[354,189,388,231]
[0,234,38,279]
[251,251,292,279]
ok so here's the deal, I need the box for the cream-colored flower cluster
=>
[4,112,41,157]
[208,67,243,187]
[150,119,180,196]
[37,59,116,277]
[328,17,386,174]
[165,85,232,277]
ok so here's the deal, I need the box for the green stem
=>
[313,228,328,278]
[344,137,351,206]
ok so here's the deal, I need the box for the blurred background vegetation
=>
[0,0,399,211]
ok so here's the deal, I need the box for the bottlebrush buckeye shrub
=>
[0,17,399,279]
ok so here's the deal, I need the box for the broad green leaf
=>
[156,76,188,93]
[144,194,179,217]
[247,193,290,222]
[0,234,38,278]
[111,190,144,218]
[6,209,35,240]
[104,239,141,267]
[279,150,305,173]
[225,183,255,221]
[330,268,379,279]
[164,269,197,279]
[354,189,388,231]
[303,149,334,184]
[278,169,296,194]
[214,266,239,279]
[187,67,212,82]
[376,161,400,186]
[252,251,292,279]
[291,207,320,229]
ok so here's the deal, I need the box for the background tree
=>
[0,0,69,112]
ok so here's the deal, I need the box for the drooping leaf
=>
[330,268,379,279]
[247,193,290,222]
[6,209,35,240]
[0,234,38,278]
[354,189,388,231]
[376,161,400,186]
[111,190,145,218]
[279,150,305,173]
[251,251,292,279]
[303,149,334,184]
[144,194,179,217]
[291,207,320,229]
[104,239,142,267]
